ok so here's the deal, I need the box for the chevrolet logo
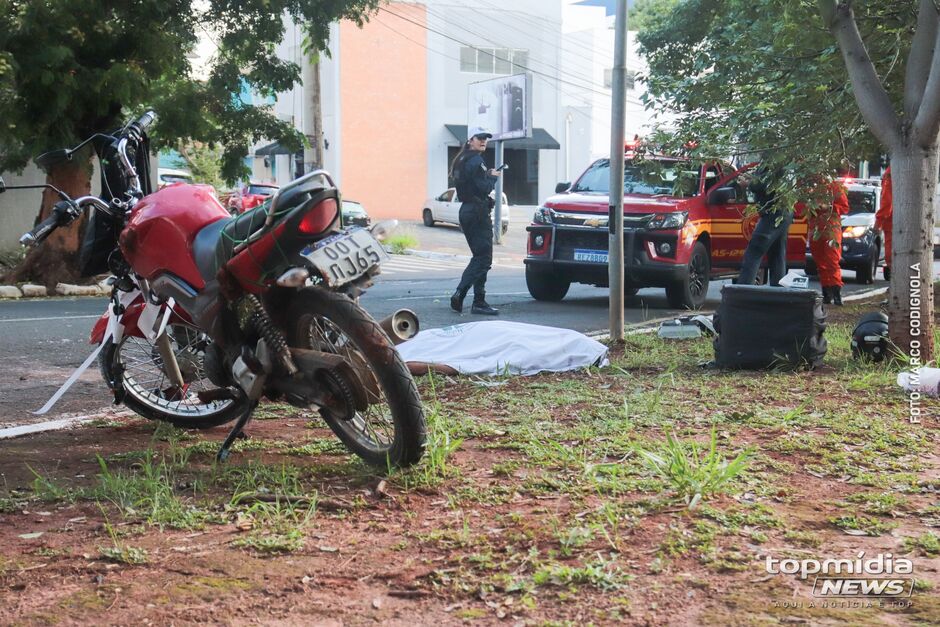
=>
[583,217,608,228]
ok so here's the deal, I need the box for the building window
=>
[460,47,529,74]
[460,46,476,72]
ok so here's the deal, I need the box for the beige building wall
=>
[338,3,427,221]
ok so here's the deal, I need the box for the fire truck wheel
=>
[525,265,570,301]
[666,241,709,309]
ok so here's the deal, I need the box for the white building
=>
[561,0,656,182]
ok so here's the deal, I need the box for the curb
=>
[843,286,888,302]
[0,279,111,300]
[587,315,686,342]
[402,248,521,265]
[585,285,888,343]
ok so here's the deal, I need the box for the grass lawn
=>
[0,296,937,625]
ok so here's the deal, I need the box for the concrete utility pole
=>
[302,50,325,173]
[608,0,628,342]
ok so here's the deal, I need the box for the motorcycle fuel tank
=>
[120,184,230,290]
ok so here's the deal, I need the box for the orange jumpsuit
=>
[875,166,892,271]
[808,181,850,288]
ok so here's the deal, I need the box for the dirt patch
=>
[0,311,938,625]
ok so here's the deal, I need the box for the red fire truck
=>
[525,145,807,308]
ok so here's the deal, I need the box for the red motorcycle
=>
[3,112,426,466]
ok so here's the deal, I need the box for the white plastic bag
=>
[778,270,810,289]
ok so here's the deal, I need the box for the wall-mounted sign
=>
[467,73,533,142]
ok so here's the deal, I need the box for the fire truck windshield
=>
[570,158,699,198]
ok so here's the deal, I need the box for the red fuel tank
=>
[119,184,230,290]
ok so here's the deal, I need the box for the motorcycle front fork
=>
[154,332,186,389]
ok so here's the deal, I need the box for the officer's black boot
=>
[450,287,468,313]
[822,286,832,304]
[470,293,499,316]
[832,286,843,306]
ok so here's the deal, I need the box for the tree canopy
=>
[0,0,379,182]
[633,0,938,359]
[631,0,914,183]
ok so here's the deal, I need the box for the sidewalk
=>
[394,218,529,264]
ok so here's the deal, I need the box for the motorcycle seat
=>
[192,204,269,283]
[193,188,325,283]
[216,202,270,261]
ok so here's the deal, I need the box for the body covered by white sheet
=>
[396,321,609,376]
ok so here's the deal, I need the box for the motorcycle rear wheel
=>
[99,324,248,429]
[283,288,427,468]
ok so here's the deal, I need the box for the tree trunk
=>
[887,143,937,363]
[2,156,93,289]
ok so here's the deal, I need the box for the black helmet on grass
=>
[851,312,889,362]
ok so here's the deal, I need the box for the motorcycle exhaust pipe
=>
[379,309,419,345]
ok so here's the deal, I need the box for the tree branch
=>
[913,4,940,143]
[904,0,938,118]
[818,0,901,148]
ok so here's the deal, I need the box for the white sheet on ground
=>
[396,321,609,376]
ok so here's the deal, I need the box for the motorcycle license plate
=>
[573,249,608,263]
[302,228,389,287]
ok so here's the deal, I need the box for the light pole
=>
[608,0,628,341]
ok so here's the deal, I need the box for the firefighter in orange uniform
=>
[805,179,850,305]
[875,166,892,280]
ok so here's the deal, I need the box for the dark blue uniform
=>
[738,167,792,286]
[452,152,497,309]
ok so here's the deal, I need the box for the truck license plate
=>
[302,228,390,287]
[573,249,608,263]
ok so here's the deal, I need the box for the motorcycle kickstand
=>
[216,400,258,463]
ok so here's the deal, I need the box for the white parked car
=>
[422,188,510,235]
[157,168,194,189]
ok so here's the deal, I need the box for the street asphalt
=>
[1,219,932,428]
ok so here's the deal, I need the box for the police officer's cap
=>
[469,126,493,140]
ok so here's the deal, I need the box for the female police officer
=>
[449,127,501,315]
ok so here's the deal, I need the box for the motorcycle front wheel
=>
[99,323,249,429]
[283,288,427,468]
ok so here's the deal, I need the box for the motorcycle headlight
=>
[648,211,688,230]
[843,225,868,238]
[533,206,554,224]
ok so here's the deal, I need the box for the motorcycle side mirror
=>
[35,149,73,171]
[369,219,399,242]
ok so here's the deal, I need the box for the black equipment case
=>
[713,285,827,369]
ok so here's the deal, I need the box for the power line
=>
[421,1,607,79]
[379,5,614,99]
[369,9,614,129]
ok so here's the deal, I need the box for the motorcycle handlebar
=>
[20,212,61,247]
[132,111,156,134]
[19,200,80,247]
